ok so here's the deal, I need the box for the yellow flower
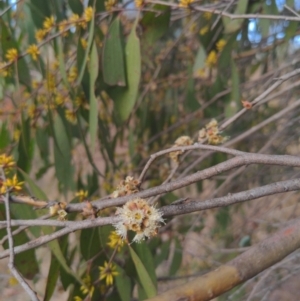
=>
[84,6,94,22]
[199,25,209,36]
[75,189,88,202]
[45,72,56,91]
[35,29,47,42]
[0,154,15,169]
[107,231,124,252]
[203,12,212,20]
[179,0,194,8]
[58,20,69,36]
[99,261,118,286]
[80,38,87,50]
[68,66,78,83]
[80,275,94,297]
[5,48,18,63]
[43,16,55,31]
[216,39,226,52]
[135,0,144,8]
[105,0,117,11]
[205,50,217,67]
[65,109,77,124]
[8,277,18,286]
[13,129,21,142]
[0,62,9,77]
[73,297,82,301]
[0,174,24,194]
[27,104,37,118]
[27,44,40,61]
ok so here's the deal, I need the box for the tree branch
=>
[146,216,300,301]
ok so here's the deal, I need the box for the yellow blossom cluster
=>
[205,50,217,68]
[0,154,15,170]
[35,7,93,43]
[99,261,119,286]
[179,0,194,8]
[169,136,194,163]
[112,176,140,198]
[135,0,144,8]
[27,44,40,61]
[105,0,117,11]
[75,189,88,202]
[107,231,124,252]
[114,198,164,243]
[80,274,95,298]
[0,174,24,195]
[5,48,18,63]
[198,119,228,145]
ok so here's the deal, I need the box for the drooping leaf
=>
[169,238,182,275]
[76,12,95,86]
[53,114,74,192]
[110,16,141,121]
[43,253,60,301]
[223,0,249,33]
[129,245,157,298]
[102,17,126,86]
[89,40,99,153]
[225,59,240,117]
[0,19,31,88]
[141,4,171,45]
[28,0,51,28]
[115,265,132,301]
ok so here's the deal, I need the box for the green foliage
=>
[0,0,300,300]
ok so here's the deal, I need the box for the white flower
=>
[114,198,164,243]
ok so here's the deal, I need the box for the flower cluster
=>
[0,174,24,195]
[107,231,124,252]
[112,176,140,198]
[169,135,194,163]
[105,0,117,11]
[135,0,144,8]
[179,0,194,8]
[198,119,228,145]
[114,198,164,243]
[99,261,119,286]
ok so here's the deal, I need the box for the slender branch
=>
[69,153,300,212]
[138,144,246,183]
[0,168,39,301]
[190,3,300,22]
[0,216,119,259]
[160,178,300,216]
[219,70,300,131]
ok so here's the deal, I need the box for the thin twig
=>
[0,168,39,301]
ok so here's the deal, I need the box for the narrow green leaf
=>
[19,169,47,200]
[115,266,132,301]
[169,238,182,275]
[28,0,51,28]
[193,43,206,74]
[4,232,39,279]
[129,245,157,298]
[225,59,240,117]
[43,254,60,301]
[0,122,10,150]
[57,36,70,90]
[53,114,74,191]
[89,41,99,153]
[68,0,83,15]
[111,16,141,121]
[102,17,126,86]
[141,4,171,45]
[76,12,95,85]
[223,0,249,33]
[0,19,31,88]
[80,227,101,260]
